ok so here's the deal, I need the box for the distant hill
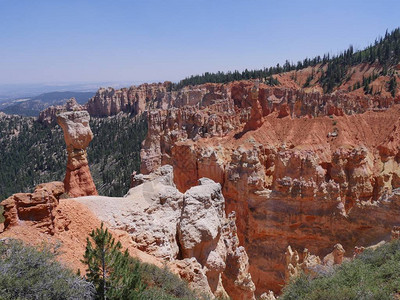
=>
[0,91,94,116]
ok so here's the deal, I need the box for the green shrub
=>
[281,239,400,300]
[139,263,199,300]
[0,239,94,300]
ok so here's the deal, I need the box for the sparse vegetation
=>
[0,229,201,300]
[266,75,280,86]
[82,223,145,299]
[303,72,314,88]
[281,239,400,300]
[0,239,94,300]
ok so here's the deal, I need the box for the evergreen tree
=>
[389,76,398,97]
[82,223,144,300]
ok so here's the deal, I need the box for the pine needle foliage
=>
[82,223,145,300]
[82,224,202,300]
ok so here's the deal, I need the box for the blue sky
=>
[0,0,399,85]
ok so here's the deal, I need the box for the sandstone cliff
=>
[2,181,66,234]
[138,80,400,294]
[27,72,400,296]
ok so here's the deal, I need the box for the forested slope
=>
[0,114,147,200]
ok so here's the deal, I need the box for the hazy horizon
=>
[1,0,399,86]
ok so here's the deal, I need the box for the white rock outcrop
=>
[74,165,255,299]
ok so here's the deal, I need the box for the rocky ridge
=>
[45,78,400,295]
[2,181,66,234]
[2,104,257,298]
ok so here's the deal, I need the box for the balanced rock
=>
[57,111,97,197]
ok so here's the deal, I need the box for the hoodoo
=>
[57,110,98,197]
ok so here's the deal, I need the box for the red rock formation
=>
[30,76,400,296]
[2,182,66,234]
[86,81,231,117]
[57,111,97,197]
[0,186,162,275]
[140,81,398,176]
[139,80,400,295]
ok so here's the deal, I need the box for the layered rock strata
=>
[57,111,97,197]
[139,81,399,176]
[138,80,400,294]
[31,78,400,295]
[86,81,398,120]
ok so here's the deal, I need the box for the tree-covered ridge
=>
[0,114,147,200]
[88,114,147,197]
[175,28,400,92]
[0,115,66,199]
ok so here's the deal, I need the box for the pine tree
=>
[389,76,398,97]
[82,223,144,299]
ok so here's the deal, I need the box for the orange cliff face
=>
[139,80,400,294]
[57,111,98,198]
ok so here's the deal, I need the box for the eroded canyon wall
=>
[138,80,400,294]
[32,79,400,295]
